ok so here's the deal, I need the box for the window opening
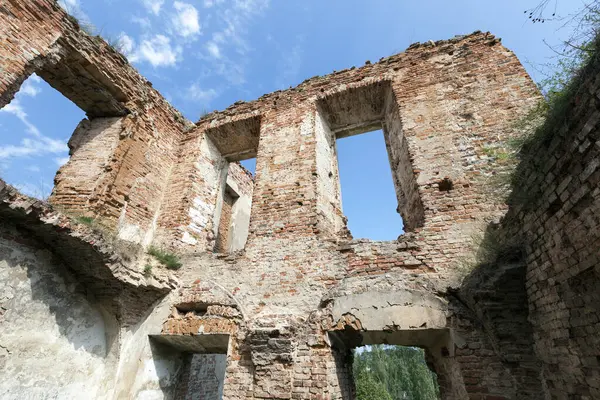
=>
[353,345,440,399]
[336,129,404,240]
[240,157,256,176]
[0,74,85,199]
[214,160,254,253]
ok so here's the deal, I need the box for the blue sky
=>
[0,0,586,239]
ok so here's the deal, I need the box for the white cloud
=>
[55,156,71,167]
[26,165,41,172]
[196,0,269,85]
[206,42,221,59]
[141,0,164,15]
[1,100,41,137]
[59,0,81,13]
[131,16,151,29]
[0,137,67,160]
[13,181,52,200]
[0,99,68,160]
[172,1,201,38]
[59,0,90,25]
[20,74,42,97]
[119,33,136,56]
[131,35,181,67]
[187,83,218,105]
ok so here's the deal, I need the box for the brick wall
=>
[0,0,192,246]
[4,2,578,398]
[488,42,600,399]
[148,31,543,399]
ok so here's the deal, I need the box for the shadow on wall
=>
[457,223,544,399]
[333,347,355,400]
[143,340,185,399]
[0,223,118,357]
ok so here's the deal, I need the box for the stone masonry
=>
[1,0,600,399]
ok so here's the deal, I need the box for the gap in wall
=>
[214,160,255,253]
[336,129,404,240]
[0,73,85,199]
[240,157,256,176]
[353,345,440,399]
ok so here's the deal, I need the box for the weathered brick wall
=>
[133,31,542,399]
[215,190,235,252]
[0,0,192,246]
[3,2,571,398]
[487,43,600,399]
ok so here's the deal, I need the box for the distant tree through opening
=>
[353,345,440,400]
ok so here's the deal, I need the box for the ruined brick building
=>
[1,1,600,399]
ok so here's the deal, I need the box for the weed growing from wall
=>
[148,246,183,270]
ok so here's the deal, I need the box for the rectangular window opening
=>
[353,345,440,399]
[0,73,85,200]
[214,158,254,253]
[150,336,228,400]
[336,129,404,240]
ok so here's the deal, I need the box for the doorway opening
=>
[353,345,440,400]
[150,333,229,400]
[0,74,84,199]
[175,353,227,399]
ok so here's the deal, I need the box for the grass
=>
[75,216,95,225]
[148,246,182,270]
[143,264,153,276]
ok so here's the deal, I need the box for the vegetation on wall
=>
[488,1,600,198]
[353,345,440,400]
[147,246,183,270]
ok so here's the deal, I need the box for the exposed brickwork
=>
[215,190,235,252]
[475,42,600,399]
[6,1,599,399]
[1,0,192,247]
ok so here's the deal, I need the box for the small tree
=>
[355,374,392,400]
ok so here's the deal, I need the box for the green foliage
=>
[143,264,153,276]
[148,246,182,270]
[75,216,95,225]
[355,374,392,400]
[354,345,440,400]
[482,2,600,207]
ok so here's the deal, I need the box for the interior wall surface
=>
[0,224,116,399]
